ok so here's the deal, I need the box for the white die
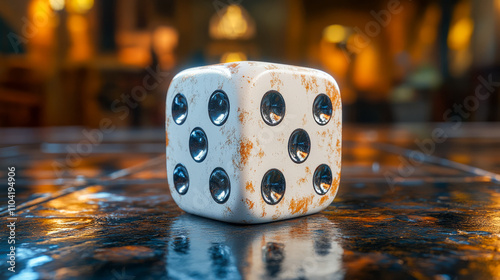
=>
[165,61,341,224]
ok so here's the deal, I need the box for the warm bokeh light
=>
[153,26,179,69]
[118,46,151,67]
[419,4,441,46]
[67,14,92,61]
[346,33,370,55]
[448,17,474,51]
[27,0,57,68]
[49,0,65,11]
[322,25,347,44]
[447,1,473,77]
[116,31,152,67]
[67,0,93,13]
[410,3,441,63]
[210,5,255,40]
[220,52,247,63]
[352,44,388,96]
[153,26,179,54]
[319,39,356,104]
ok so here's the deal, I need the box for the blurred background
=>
[0,0,499,127]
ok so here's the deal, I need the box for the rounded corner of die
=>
[169,72,186,86]
[326,75,341,91]
[168,188,182,206]
[315,68,336,82]
[314,194,335,211]
[316,203,332,214]
[170,72,182,82]
[165,80,181,100]
[170,68,200,87]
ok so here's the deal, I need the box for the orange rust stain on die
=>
[305,166,311,176]
[165,131,169,147]
[325,80,340,102]
[288,195,314,215]
[238,108,249,124]
[261,197,267,217]
[300,75,309,91]
[329,172,341,195]
[326,138,341,159]
[334,94,341,111]
[258,149,265,158]
[245,181,255,193]
[245,198,255,209]
[297,177,307,185]
[181,73,195,82]
[327,136,340,156]
[326,171,340,199]
[311,76,319,92]
[226,206,232,213]
[318,195,330,206]
[239,138,253,168]
[300,75,319,93]
[269,72,283,91]
[317,130,328,138]
[264,64,278,70]
[334,138,341,158]
[227,62,240,74]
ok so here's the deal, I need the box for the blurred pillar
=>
[97,0,116,52]
[284,0,304,63]
[175,0,194,63]
[438,0,452,80]
[471,0,496,68]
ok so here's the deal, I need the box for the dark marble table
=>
[0,124,499,280]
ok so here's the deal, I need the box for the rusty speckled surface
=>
[0,124,499,279]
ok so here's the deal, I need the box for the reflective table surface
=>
[1,124,499,280]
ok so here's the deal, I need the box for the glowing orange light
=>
[448,18,474,50]
[152,26,179,70]
[119,47,151,67]
[67,0,93,13]
[153,26,178,54]
[322,25,347,43]
[220,52,247,63]
[210,5,255,40]
[49,0,65,11]
[116,31,152,67]
[27,0,57,67]
[352,45,380,91]
[67,14,92,61]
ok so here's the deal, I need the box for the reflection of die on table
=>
[167,214,344,279]
[165,61,342,223]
